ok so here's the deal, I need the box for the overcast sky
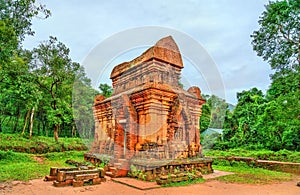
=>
[23,0,272,104]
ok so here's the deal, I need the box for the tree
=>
[251,0,300,72]
[31,36,81,142]
[73,77,99,139]
[254,93,300,151]
[199,102,210,133]
[98,83,113,98]
[199,94,228,133]
[219,88,266,149]
[250,0,300,151]
[0,20,18,64]
[0,0,50,42]
[0,0,50,136]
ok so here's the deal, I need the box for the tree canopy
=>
[0,0,97,141]
[209,0,300,151]
[98,83,113,98]
[251,0,300,72]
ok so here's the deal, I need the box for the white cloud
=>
[25,0,271,104]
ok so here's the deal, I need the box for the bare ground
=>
[1,175,299,195]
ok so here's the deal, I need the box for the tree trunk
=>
[37,117,40,136]
[54,124,59,142]
[7,116,12,130]
[44,121,48,137]
[0,117,5,133]
[29,107,35,139]
[37,109,41,135]
[72,125,76,137]
[13,107,21,133]
[21,109,30,136]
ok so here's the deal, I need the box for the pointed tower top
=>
[110,36,183,79]
[154,36,180,52]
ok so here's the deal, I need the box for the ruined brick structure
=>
[88,36,212,178]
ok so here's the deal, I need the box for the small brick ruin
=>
[44,167,106,187]
[86,36,213,183]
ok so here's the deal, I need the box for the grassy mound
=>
[204,148,300,163]
[0,133,88,154]
[0,150,86,182]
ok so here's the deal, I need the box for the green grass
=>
[0,133,88,153]
[204,148,300,163]
[212,160,293,184]
[0,134,91,182]
[0,150,87,182]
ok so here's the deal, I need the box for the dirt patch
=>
[202,170,234,180]
[112,170,233,190]
[32,156,44,164]
[112,177,160,190]
[1,174,299,195]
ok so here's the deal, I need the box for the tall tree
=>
[0,0,50,42]
[0,20,18,64]
[73,76,99,139]
[0,0,50,135]
[250,0,300,150]
[199,95,228,132]
[31,36,80,142]
[251,0,300,72]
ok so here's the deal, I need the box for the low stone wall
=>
[129,157,213,184]
[256,160,300,175]
[84,152,214,184]
[211,156,300,175]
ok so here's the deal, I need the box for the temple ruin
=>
[85,36,213,181]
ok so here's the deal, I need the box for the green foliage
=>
[128,165,144,180]
[0,0,51,41]
[199,95,229,133]
[32,37,79,121]
[218,83,299,151]
[0,150,86,181]
[0,1,96,140]
[211,0,300,152]
[0,20,18,63]
[73,79,98,139]
[199,103,210,133]
[221,88,266,148]
[0,150,33,163]
[42,151,85,162]
[0,151,47,181]
[0,133,87,153]
[98,83,113,98]
[251,0,300,71]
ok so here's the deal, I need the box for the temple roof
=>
[110,36,183,79]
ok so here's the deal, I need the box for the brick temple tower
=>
[87,36,212,177]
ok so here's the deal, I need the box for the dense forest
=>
[201,0,300,151]
[0,0,299,151]
[0,0,98,141]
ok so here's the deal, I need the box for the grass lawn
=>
[0,150,87,182]
[212,160,293,184]
[0,149,296,185]
[204,148,300,163]
[0,133,89,153]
